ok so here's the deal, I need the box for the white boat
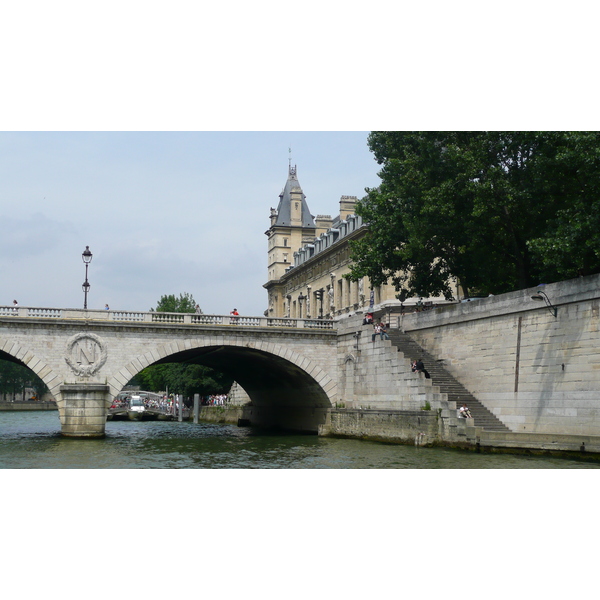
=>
[127,395,145,421]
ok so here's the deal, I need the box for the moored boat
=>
[127,395,146,420]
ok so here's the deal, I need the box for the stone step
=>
[387,330,510,433]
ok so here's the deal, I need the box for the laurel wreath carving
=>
[64,332,108,377]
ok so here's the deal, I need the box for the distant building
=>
[264,165,455,321]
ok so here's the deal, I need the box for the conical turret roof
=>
[274,165,316,228]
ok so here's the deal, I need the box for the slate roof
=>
[274,166,316,229]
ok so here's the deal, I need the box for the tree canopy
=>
[152,292,198,313]
[133,363,232,398]
[0,358,48,400]
[346,132,600,299]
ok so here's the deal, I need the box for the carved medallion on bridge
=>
[65,333,107,377]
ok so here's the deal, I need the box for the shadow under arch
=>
[109,340,337,432]
[0,341,60,400]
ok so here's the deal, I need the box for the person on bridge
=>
[230,308,239,324]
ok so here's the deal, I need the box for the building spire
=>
[288,148,297,177]
[273,163,313,228]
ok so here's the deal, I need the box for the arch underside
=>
[114,343,335,432]
[0,346,59,399]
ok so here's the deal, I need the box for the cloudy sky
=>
[0,132,382,315]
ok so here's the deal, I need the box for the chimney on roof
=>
[339,196,358,221]
[315,214,333,237]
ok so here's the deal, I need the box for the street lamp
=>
[82,246,93,309]
[531,289,557,318]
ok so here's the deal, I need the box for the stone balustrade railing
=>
[0,306,336,330]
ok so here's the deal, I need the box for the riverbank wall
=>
[319,408,449,446]
[197,405,244,425]
[318,408,600,459]
[399,274,600,437]
[0,401,57,411]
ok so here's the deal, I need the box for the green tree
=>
[152,292,198,313]
[347,131,600,299]
[527,132,600,280]
[0,358,49,400]
[134,363,233,397]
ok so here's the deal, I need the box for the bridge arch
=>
[0,338,61,399]
[107,337,337,431]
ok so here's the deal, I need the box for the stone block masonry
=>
[319,409,443,446]
[333,314,466,444]
[401,274,600,436]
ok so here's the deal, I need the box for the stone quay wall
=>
[331,313,466,443]
[197,405,244,425]
[319,409,453,447]
[0,401,57,411]
[398,274,600,436]
[335,316,434,411]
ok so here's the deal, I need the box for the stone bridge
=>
[0,306,339,437]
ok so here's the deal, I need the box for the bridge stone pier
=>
[0,308,338,437]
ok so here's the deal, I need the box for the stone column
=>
[59,384,110,437]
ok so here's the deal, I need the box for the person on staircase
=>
[371,322,381,342]
[378,322,390,340]
[415,358,431,379]
[459,403,473,418]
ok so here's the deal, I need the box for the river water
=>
[0,410,597,468]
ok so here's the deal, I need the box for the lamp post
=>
[82,246,93,309]
[531,289,557,317]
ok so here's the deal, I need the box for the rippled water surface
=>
[0,410,597,468]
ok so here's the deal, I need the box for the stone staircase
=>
[387,329,510,432]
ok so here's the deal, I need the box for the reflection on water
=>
[0,410,597,469]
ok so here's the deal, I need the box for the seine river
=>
[0,410,597,468]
